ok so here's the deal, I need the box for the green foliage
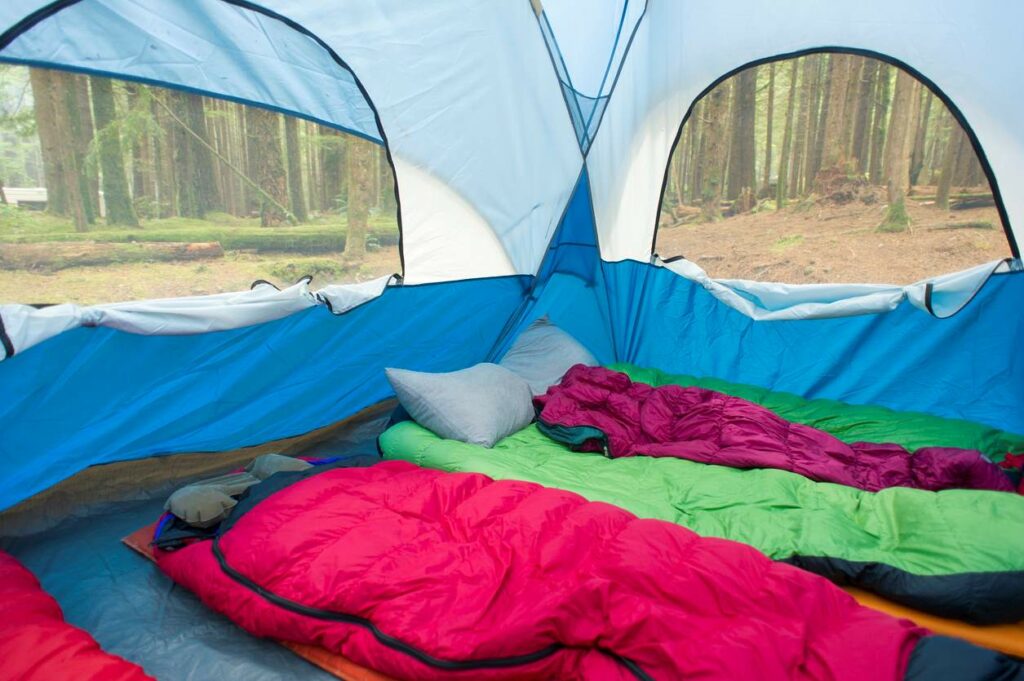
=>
[0,205,66,233]
[772,234,804,252]
[927,220,995,232]
[0,203,29,230]
[0,209,400,254]
[268,258,347,282]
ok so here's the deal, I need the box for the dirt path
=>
[656,200,1009,284]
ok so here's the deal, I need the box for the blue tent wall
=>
[0,276,529,511]
[514,170,1024,436]
[490,169,616,364]
[601,259,1024,434]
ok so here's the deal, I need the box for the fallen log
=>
[0,241,224,271]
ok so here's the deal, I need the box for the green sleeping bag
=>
[379,363,1024,625]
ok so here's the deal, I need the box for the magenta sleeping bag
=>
[152,460,937,680]
[535,365,1016,494]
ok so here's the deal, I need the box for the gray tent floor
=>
[0,413,391,680]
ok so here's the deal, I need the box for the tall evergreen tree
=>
[909,89,933,185]
[344,135,375,261]
[49,70,89,231]
[934,111,960,210]
[28,68,67,215]
[817,54,853,179]
[878,70,916,232]
[761,62,775,196]
[244,106,288,226]
[850,61,878,173]
[89,76,138,226]
[698,83,731,221]
[283,115,308,222]
[726,67,756,201]
[776,61,799,209]
[869,65,893,184]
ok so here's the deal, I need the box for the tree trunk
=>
[344,136,375,261]
[776,61,799,209]
[170,92,202,218]
[878,70,916,232]
[816,54,853,179]
[850,61,878,174]
[934,112,959,210]
[760,62,775,197]
[321,127,347,213]
[70,74,97,224]
[953,131,982,187]
[307,121,323,212]
[245,107,288,226]
[807,55,830,187]
[726,68,756,201]
[126,85,155,207]
[189,96,220,214]
[790,56,815,197]
[29,68,68,215]
[909,88,933,186]
[686,100,702,203]
[153,92,178,217]
[49,71,89,231]
[699,84,731,222]
[869,65,893,184]
[283,115,308,222]
[90,76,139,226]
[378,146,395,213]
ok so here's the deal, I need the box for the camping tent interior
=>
[2,1,1024,679]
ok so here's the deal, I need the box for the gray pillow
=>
[499,317,597,395]
[385,363,533,447]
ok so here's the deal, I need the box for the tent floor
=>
[0,406,392,681]
[4,402,1022,677]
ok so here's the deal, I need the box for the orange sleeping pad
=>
[845,587,1024,658]
[123,523,393,681]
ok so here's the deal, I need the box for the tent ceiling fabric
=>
[537,0,646,152]
[587,0,1024,262]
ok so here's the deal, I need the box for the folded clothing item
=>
[154,461,1023,681]
[0,551,153,681]
[536,365,1016,494]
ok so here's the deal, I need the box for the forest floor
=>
[0,192,1012,304]
[0,209,400,304]
[0,249,400,305]
[656,192,1008,285]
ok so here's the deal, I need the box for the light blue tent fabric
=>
[1,0,383,141]
[1,1,1023,513]
[536,0,646,152]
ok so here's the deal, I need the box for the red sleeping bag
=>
[156,460,927,680]
[0,551,152,681]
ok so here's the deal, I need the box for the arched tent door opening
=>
[0,0,406,278]
[651,45,1019,276]
[0,66,404,306]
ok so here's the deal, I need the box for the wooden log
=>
[0,241,225,271]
